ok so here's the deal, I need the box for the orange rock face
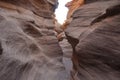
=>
[66,0,84,19]
[60,0,84,31]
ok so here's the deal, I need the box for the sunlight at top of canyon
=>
[55,0,72,24]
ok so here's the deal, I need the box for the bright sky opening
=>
[55,0,72,24]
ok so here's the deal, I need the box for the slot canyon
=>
[0,0,120,80]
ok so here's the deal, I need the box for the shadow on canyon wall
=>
[0,0,120,80]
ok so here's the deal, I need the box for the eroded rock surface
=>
[65,0,120,80]
[0,0,120,80]
[0,0,69,80]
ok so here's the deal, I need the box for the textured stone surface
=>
[59,38,73,77]
[0,0,120,80]
[0,0,69,80]
[65,0,120,80]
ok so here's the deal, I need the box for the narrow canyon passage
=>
[54,0,74,78]
[0,0,120,80]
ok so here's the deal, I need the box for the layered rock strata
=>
[65,0,120,80]
[0,0,69,80]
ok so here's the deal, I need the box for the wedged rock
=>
[65,0,120,80]
[0,0,69,80]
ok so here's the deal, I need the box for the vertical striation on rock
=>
[0,0,69,80]
[65,0,120,80]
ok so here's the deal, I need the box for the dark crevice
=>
[91,4,120,25]
[0,42,3,55]
[65,34,79,52]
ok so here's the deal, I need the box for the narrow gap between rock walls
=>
[54,0,72,41]
[53,0,85,79]
[54,0,73,78]
[55,0,72,24]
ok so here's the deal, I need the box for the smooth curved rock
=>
[65,0,120,80]
[0,0,69,80]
